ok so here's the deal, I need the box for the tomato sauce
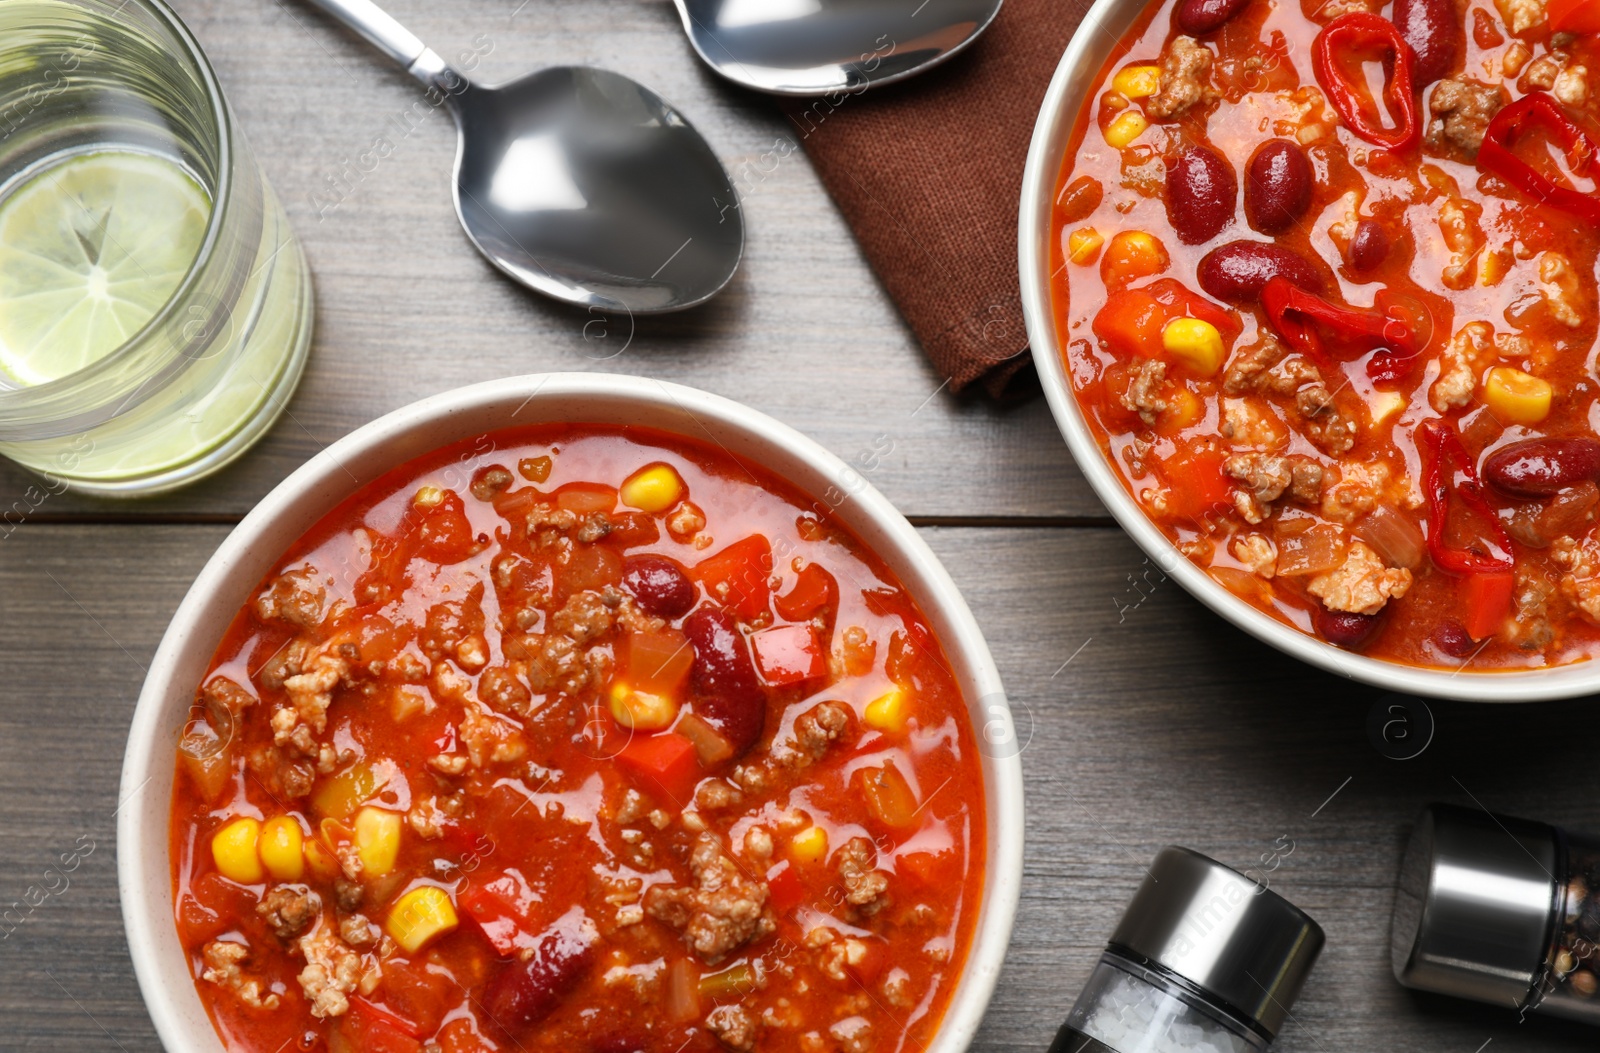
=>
[169,425,986,1053]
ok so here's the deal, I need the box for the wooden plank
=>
[3,522,1598,1050]
[0,0,1096,521]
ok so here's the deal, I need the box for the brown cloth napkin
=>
[780,0,1093,400]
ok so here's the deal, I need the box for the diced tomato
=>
[1462,570,1515,640]
[617,629,693,696]
[555,482,617,515]
[859,762,920,830]
[1092,289,1167,358]
[176,872,255,945]
[615,733,701,809]
[694,535,774,621]
[750,624,826,686]
[1143,278,1241,338]
[1550,0,1600,32]
[416,490,477,564]
[460,882,536,958]
[775,564,838,622]
[348,997,425,1053]
[766,860,806,915]
[895,848,953,887]
[1157,446,1233,524]
[436,1018,495,1053]
[842,938,890,987]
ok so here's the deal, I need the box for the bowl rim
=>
[1018,2,1600,702]
[118,372,1024,1052]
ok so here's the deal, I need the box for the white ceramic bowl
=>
[1019,3,1595,701]
[118,373,1024,1052]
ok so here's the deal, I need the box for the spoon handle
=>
[300,0,454,86]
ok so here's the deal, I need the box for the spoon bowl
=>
[673,0,1005,96]
[305,0,742,314]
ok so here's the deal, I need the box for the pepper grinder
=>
[1049,846,1326,1052]
[1392,802,1600,1024]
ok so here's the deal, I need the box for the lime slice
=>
[0,151,210,386]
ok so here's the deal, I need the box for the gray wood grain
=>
[4,523,1596,1051]
[0,0,1097,522]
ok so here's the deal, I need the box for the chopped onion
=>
[1354,505,1424,569]
[1275,521,1347,577]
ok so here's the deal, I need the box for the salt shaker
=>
[1049,846,1326,1053]
[1392,802,1600,1024]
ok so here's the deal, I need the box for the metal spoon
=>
[672,0,1004,96]
[302,0,743,313]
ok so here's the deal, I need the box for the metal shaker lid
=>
[1107,846,1325,1037]
[1391,802,1559,1009]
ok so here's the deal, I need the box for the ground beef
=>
[1222,337,1287,396]
[1220,398,1284,449]
[836,837,891,916]
[258,885,321,941]
[1231,535,1278,577]
[1308,541,1414,615]
[339,913,379,948]
[202,676,257,720]
[201,940,280,1010]
[297,921,375,1020]
[1294,384,1357,455]
[477,665,532,717]
[1431,322,1497,410]
[272,650,349,756]
[1147,36,1213,118]
[786,701,853,766]
[459,704,526,768]
[1225,453,1324,524]
[469,466,514,502]
[829,1016,875,1053]
[644,833,774,964]
[706,1005,760,1051]
[507,631,591,694]
[575,512,612,543]
[420,592,486,662]
[1119,360,1169,425]
[1427,77,1508,157]
[667,501,707,541]
[552,590,614,643]
[1495,0,1546,33]
[254,567,326,629]
[1540,251,1585,327]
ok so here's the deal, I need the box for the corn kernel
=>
[609,683,678,731]
[387,886,459,954]
[211,818,264,883]
[413,485,445,508]
[259,816,305,882]
[790,825,829,864]
[355,807,403,878]
[863,687,909,733]
[1367,391,1406,426]
[1067,227,1105,265]
[1100,231,1169,286]
[304,836,340,883]
[1162,318,1226,377]
[620,464,684,513]
[1103,109,1148,148]
[1112,64,1162,98]
[1484,366,1552,424]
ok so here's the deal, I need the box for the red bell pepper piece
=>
[1478,92,1600,225]
[460,873,540,958]
[615,732,701,809]
[750,624,826,686]
[775,564,838,622]
[694,535,774,621]
[348,998,425,1053]
[1313,13,1420,151]
[1462,570,1516,640]
[1550,0,1600,32]
[1260,277,1420,382]
[1419,419,1514,576]
[765,860,806,915]
[1143,278,1241,339]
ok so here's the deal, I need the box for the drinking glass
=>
[0,0,313,495]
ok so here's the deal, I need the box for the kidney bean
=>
[684,607,764,755]
[1348,220,1390,271]
[621,555,695,619]
[1432,620,1478,657]
[1315,607,1382,649]
[1482,438,1600,498]
[1166,146,1238,245]
[1197,241,1322,302]
[1245,140,1313,234]
[483,908,595,1032]
[1393,0,1462,84]
[1176,0,1252,34]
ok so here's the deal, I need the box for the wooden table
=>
[3,1,1597,1049]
